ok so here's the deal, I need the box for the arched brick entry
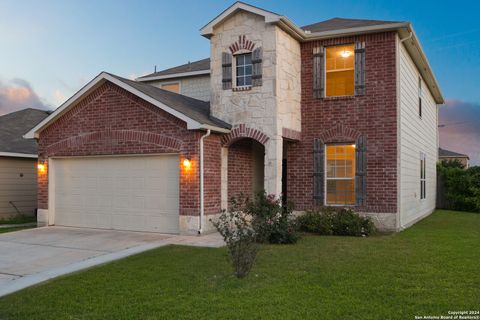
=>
[227,138,265,202]
[221,124,269,147]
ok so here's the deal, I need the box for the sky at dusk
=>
[0,0,479,164]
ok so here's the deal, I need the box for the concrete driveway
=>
[0,226,223,297]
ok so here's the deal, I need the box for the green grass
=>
[0,226,34,234]
[0,214,36,225]
[0,210,478,320]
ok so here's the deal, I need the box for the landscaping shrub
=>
[297,207,376,237]
[248,192,299,244]
[438,163,480,213]
[211,194,259,278]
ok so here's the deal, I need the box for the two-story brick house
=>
[25,2,443,234]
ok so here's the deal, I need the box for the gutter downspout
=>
[400,31,413,43]
[198,129,211,234]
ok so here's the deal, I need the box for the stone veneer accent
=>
[209,10,301,197]
[287,32,399,231]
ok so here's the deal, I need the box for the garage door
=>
[53,155,179,233]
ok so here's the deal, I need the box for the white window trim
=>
[418,76,423,119]
[324,143,356,206]
[324,44,355,98]
[235,53,253,88]
[420,152,426,200]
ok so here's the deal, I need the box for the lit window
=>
[326,44,355,97]
[420,153,426,199]
[236,53,252,87]
[161,83,180,93]
[326,144,356,205]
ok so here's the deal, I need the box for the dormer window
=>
[236,53,252,87]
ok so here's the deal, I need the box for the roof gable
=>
[439,148,469,159]
[200,1,282,38]
[24,72,230,139]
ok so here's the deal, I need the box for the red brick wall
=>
[203,134,223,215]
[228,139,254,200]
[38,81,222,217]
[287,32,398,213]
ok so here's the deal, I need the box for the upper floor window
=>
[161,82,180,93]
[326,144,356,205]
[418,77,423,118]
[420,152,426,199]
[326,44,355,97]
[236,53,252,87]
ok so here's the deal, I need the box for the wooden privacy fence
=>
[436,173,447,209]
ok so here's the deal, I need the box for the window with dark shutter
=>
[355,136,367,206]
[252,47,263,87]
[222,52,232,90]
[313,46,325,98]
[354,42,366,96]
[313,138,325,206]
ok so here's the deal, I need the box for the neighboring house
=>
[439,148,470,168]
[137,58,211,102]
[24,2,443,234]
[0,108,49,219]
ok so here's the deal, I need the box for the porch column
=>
[264,136,283,197]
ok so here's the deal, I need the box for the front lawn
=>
[0,210,478,319]
[0,214,36,225]
[0,226,34,234]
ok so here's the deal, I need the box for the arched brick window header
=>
[221,124,269,146]
[229,35,255,54]
[317,123,363,143]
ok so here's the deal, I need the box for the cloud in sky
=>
[439,99,480,166]
[0,78,51,115]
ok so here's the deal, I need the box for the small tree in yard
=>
[211,195,259,278]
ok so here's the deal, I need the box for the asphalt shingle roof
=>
[439,148,469,159]
[0,108,50,155]
[301,17,403,33]
[108,73,230,130]
[138,58,210,80]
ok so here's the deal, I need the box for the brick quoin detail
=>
[37,81,223,218]
[221,124,269,146]
[287,32,398,214]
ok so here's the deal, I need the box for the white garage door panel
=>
[54,155,179,233]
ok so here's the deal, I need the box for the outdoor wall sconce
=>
[183,158,191,169]
[37,161,46,173]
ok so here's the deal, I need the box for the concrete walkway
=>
[0,226,224,298]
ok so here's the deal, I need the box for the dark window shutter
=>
[313,46,325,98]
[222,52,232,90]
[252,47,263,87]
[313,138,325,206]
[354,42,366,96]
[355,136,367,206]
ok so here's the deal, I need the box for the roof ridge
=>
[138,58,210,80]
